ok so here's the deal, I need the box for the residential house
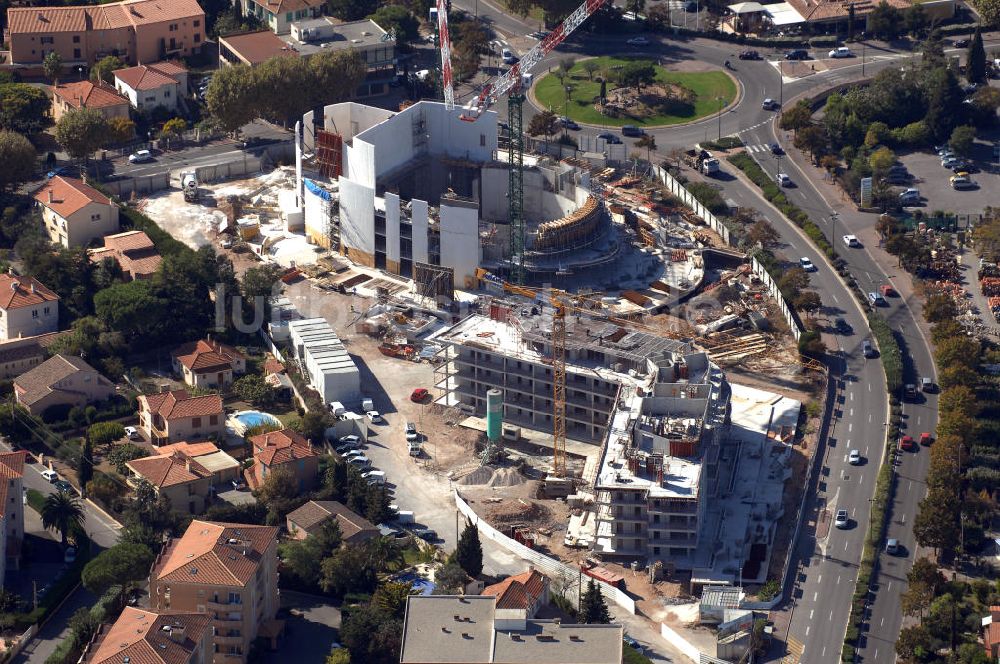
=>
[0,451,27,587]
[285,500,378,544]
[0,274,59,342]
[246,428,318,491]
[113,60,187,112]
[399,595,624,664]
[0,332,69,380]
[238,0,324,35]
[88,230,162,281]
[149,520,281,663]
[137,389,224,446]
[35,176,120,249]
[50,80,131,122]
[156,441,241,487]
[80,607,213,664]
[482,569,550,618]
[171,339,246,389]
[13,354,116,417]
[6,0,206,67]
[218,30,299,68]
[126,451,214,514]
[985,606,1000,662]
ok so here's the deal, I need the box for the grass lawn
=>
[622,645,653,664]
[534,56,736,127]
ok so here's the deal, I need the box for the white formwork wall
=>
[287,318,361,406]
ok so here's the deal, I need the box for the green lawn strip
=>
[534,56,735,127]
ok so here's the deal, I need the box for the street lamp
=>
[830,212,840,260]
[868,497,876,544]
[716,96,724,141]
[861,40,867,77]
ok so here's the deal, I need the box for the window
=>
[40,36,53,44]
[73,35,80,43]
[164,90,170,98]
[193,19,200,26]
[194,34,201,43]
[43,307,49,315]
[480,134,486,147]
[73,49,81,59]
[192,417,202,428]
[31,310,38,319]
[91,213,101,221]
[209,414,218,425]
[228,592,242,604]
[286,12,292,21]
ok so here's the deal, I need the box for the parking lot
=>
[898,136,1000,213]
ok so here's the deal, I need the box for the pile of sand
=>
[487,467,527,487]
[457,465,495,485]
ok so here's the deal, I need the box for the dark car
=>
[416,529,439,542]
[621,125,645,137]
[597,132,622,144]
[770,143,783,155]
[785,49,809,60]
[738,49,761,60]
[834,317,851,334]
[953,38,970,48]
[53,480,73,493]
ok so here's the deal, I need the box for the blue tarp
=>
[304,179,332,201]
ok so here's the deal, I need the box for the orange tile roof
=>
[35,175,113,219]
[172,339,244,373]
[51,81,129,111]
[219,31,299,66]
[263,358,285,375]
[140,390,223,421]
[0,451,26,521]
[257,0,324,12]
[8,0,205,34]
[156,441,221,458]
[88,230,162,279]
[783,0,908,21]
[153,520,278,587]
[113,64,179,91]
[148,60,187,76]
[482,569,548,611]
[251,428,315,466]
[84,607,212,664]
[127,452,211,488]
[0,274,59,310]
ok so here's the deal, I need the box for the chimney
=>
[48,189,54,204]
[185,457,192,472]
[167,625,186,643]
[11,281,19,292]
[30,283,36,294]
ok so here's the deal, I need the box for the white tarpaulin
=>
[764,1,805,24]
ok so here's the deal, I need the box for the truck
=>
[329,401,346,417]
[180,171,198,202]
[361,397,374,412]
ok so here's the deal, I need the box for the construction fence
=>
[750,256,802,342]
[454,490,636,615]
[102,173,171,198]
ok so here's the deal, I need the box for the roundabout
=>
[533,56,737,128]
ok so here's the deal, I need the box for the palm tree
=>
[42,52,64,86]
[41,491,85,547]
[367,536,404,572]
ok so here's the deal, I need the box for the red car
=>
[900,435,916,451]
[410,388,429,403]
[919,432,933,446]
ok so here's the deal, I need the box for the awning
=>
[728,2,765,12]
[764,1,806,24]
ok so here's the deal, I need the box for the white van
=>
[361,397,374,412]
[408,441,422,457]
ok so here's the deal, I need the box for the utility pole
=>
[717,96,723,140]
[861,40,866,77]
[830,212,839,260]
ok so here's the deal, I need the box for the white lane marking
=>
[868,383,872,392]
[836,575,840,585]
[850,408,854,416]
[901,514,906,524]
[829,609,834,620]
[917,415,921,426]
[845,540,849,550]
[813,591,818,602]
[848,422,853,432]
[881,617,885,627]
[809,609,814,620]
[817,575,822,584]
[865,445,869,456]
[850,392,854,402]
[869,413,873,423]
[805,625,811,636]
[887,581,893,592]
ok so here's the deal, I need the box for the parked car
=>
[339,434,361,445]
[953,38,970,48]
[361,470,386,484]
[623,635,643,652]
[366,410,382,423]
[335,441,360,454]
[834,509,850,529]
[41,469,58,482]
[342,449,366,459]
[829,46,852,58]
[941,156,962,168]
[53,479,73,493]
[920,376,935,392]
[899,188,920,204]
[559,116,580,130]
[785,49,809,60]
[621,125,645,137]
[951,175,977,190]
[231,478,246,490]
[904,383,918,400]
[597,132,622,144]
[848,449,862,465]
[776,173,792,187]
[347,455,371,467]
[919,432,934,446]
[626,36,649,46]
[880,284,897,297]
[799,257,816,272]
[405,422,419,442]
[124,426,140,440]
[761,98,780,111]
[410,388,429,402]
[843,234,861,248]
[415,528,439,542]
[886,538,901,555]
[501,48,516,64]
[739,50,761,60]
[128,149,153,164]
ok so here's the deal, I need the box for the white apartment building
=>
[34,176,120,249]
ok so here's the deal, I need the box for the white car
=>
[128,149,153,163]
[627,37,649,46]
[951,175,976,190]
[405,422,419,442]
[342,449,366,459]
[799,257,816,272]
[501,48,516,64]
[41,469,58,482]
[366,410,382,423]
[123,426,140,440]
[899,188,920,204]
[761,98,780,111]
[829,46,852,58]
[776,173,792,187]
[834,509,849,529]
[941,156,962,169]
[843,234,861,248]
[848,449,862,465]
[347,455,371,467]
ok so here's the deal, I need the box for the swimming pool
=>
[233,410,281,429]
[394,572,435,596]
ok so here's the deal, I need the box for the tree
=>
[205,64,259,134]
[0,83,52,134]
[527,110,559,149]
[434,562,468,593]
[90,56,124,84]
[935,336,979,372]
[254,56,313,127]
[969,86,1000,127]
[793,291,822,312]
[923,292,958,323]
[938,385,977,420]
[967,26,987,84]
[903,3,928,36]
[294,410,331,444]
[41,491,85,546]
[900,579,935,618]
[106,116,135,145]
[625,0,645,19]
[618,60,656,90]
[868,0,901,40]
[0,131,36,193]
[282,519,342,587]
[94,281,166,343]
[43,51,64,85]
[321,544,378,595]
[87,422,125,449]
[907,556,945,591]
[913,488,960,555]
[779,100,813,134]
[975,0,1000,27]
[159,117,187,145]
[372,581,416,619]
[793,125,828,161]
[949,125,976,158]
[939,364,979,390]
[82,542,155,595]
[869,146,896,173]
[896,624,933,663]
[924,67,964,141]
[108,443,149,474]
[635,134,656,163]
[747,220,780,248]
[339,600,402,664]
[78,437,94,489]
[864,121,891,148]
[254,466,302,523]
[327,0,377,21]
[326,649,351,664]
[455,520,483,578]
[233,374,273,408]
[240,263,285,301]
[55,108,111,164]
[582,60,600,81]
[580,579,611,623]
[369,5,419,46]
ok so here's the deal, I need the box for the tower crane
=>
[437,0,609,286]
